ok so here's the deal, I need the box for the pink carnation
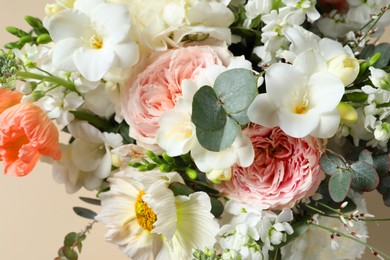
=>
[217,124,325,210]
[121,46,223,144]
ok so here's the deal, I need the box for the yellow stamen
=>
[135,190,157,231]
[294,103,309,114]
[89,34,103,49]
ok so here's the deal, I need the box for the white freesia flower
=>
[96,170,219,260]
[282,0,320,22]
[46,0,139,81]
[248,51,345,138]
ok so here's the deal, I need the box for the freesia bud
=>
[337,102,358,123]
[327,54,359,86]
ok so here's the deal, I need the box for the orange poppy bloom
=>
[0,88,23,114]
[0,102,61,176]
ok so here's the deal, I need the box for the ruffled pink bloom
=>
[0,88,23,114]
[121,46,223,144]
[217,124,325,210]
[0,103,61,176]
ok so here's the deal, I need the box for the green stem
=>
[16,71,77,92]
[309,222,390,259]
[315,201,345,215]
[304,204,326,215]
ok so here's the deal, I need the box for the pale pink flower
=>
[121,46,223,144]
[0,103,61,176]
[217,124,325,210]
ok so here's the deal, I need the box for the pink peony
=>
[217,124,325,210]
[121,46,223,144]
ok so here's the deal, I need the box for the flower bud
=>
[337,102,358,123]
[327,54,359,86]
[374,123,390,142]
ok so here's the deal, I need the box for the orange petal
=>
[0,88,23,114]
[0,103,61,176]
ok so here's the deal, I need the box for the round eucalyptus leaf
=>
[192,85,227,131]
[319,150,347,176]
[350,161,379,192]
[329,169,352,202]
[196,117,239,152]
[214,68,257,114]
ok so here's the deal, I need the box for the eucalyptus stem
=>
[309,222,390,259]
[16,71,77,92]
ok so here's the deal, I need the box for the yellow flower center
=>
[89,34,103,49]
[294,103,309,114]
[135,190,157,231]
[293,91,309,114]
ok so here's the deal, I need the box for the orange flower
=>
[0,102,61,176]
[0,88,23,114]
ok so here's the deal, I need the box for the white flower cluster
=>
[218,201,294,260]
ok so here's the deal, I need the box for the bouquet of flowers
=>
[1,0,390,259]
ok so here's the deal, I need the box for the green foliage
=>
[55,222,95,260]
[319,150,380,202]
[5,16,51,49]
[73,207,97,220]
[360,43,390,68]
[0,49,21,87]
[78,197,101,206]
[191,68,257,151]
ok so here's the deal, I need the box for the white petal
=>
[74,0,105,15]
[308,72,344,113]
[266,63,308,106]
[310,108,340,138]
[73,47,115,81]
[319,38,346,61]
[52,38,81,71]
[247,94,279,128]
[67,120,105,143]
[233,134,254,167]
[191,142,237,172]
[279,108,320,138]
[276,209,294,223]
[284,26,320,54]
[90,3,131,43]
[111,40,139,68]
[293,50,327,76]
[94,147,112,178]
[172,192,219,260]
[83,172,103,190]
[71,139,104,172]
[47,9,90,42]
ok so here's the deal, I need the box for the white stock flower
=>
[46,0,139,81]
[282,0,320,22]
[369,67,390,90]
[248,51,345,138]
[96,170,219,260]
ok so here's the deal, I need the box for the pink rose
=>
[217,124,325,210]
[121,46,223,144]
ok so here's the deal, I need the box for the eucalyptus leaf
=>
[229,109,250,126]
[360,43,390,68]
[383,191,390,207]
[196,117,240,151]
[329,170,352,202]
[319,150,347,176]
[373,154,389,177]
[64,232,78,247]
[169,182,194,197]
[377,175,390,194]
[358,150,374,165]
[79,197,101,206]
[73,207,97,220]
[214,68,257,114]
[192,85,227,131]
[350,161,379,192]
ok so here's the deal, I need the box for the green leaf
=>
[64,232,78,247]
[192,85,227,131]
[169,182,194,196]
[210,197,224,218]
[73,207,97,220]
[329,170,352,202]
[360,43,390,68]
[229,109,250,126]
[196,116,239,151]
[63,247,78,260]
[350,161,379,191]
[79,197,101,206]
[383,191,390,207]
[345,92,368,103]
[358,150,374,165]
[214,68,257,114]
[319,150,347,176]
[377,175,390,194]
[373,154,389,177]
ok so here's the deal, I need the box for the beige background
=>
[0,1,389,259]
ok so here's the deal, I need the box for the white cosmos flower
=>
[95,170,219,260]
[46,0,139,81]
[248,51,345,138]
